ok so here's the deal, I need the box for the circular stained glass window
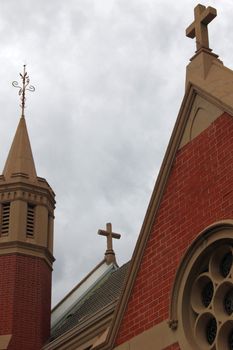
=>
[187,244,233,349]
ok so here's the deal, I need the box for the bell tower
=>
[0,67,55,350]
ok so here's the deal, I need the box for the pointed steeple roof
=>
[3,115,37,180]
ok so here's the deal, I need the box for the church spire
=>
[3,66,37,180]
[0,68,55,349]
[2,116,37,180]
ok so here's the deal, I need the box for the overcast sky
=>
[0,0,232,306]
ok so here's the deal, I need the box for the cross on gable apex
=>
[186,4,217,52]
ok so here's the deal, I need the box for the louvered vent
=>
[1,202,10,235]
[26,204,35,237]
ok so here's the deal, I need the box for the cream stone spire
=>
[0,66,55,267]
[0,68,55,349]
[3,116,37,180]
[3,66,37,180]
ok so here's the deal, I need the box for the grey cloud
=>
[0,0,230,306]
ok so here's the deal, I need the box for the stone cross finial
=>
[98,223,121,264]
[186,4,217,51]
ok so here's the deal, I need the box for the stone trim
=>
[0,335,12,349]
[43,301,117,350]
[113,321,177,350]
[92,85,233,350]
[0,181,56,210]
[0,241,55,267]
[170,221,233,349]
[52,259,107,313]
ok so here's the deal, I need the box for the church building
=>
[1,3,233,350]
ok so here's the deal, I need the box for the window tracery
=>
[170,224,233,350]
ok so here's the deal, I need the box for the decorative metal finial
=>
[12,65,35,117]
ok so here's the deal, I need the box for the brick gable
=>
[115,112,233,347]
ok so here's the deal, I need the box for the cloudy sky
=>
[0,0,232,305]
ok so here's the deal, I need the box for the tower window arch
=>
[1,202,10,236]
[26,203,35,237]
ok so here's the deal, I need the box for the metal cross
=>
[186,4,217,51]
[98,223,121,251]
[12,65,35,117]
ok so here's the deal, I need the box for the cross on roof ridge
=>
[98,223,121,265]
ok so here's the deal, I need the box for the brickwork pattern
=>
[115,112,233,348]
[0,254,51,350]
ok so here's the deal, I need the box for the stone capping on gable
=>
[52,260,106,313]
[92,84,233,350]
[51,259,115,328]
[43,300,118,350]
[47,262,130,349]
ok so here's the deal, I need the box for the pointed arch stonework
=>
[179,95,223,149]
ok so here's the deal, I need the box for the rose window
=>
[189,245,233,349]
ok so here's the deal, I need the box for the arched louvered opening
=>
[1,202,10,236]
[26,203,35,237]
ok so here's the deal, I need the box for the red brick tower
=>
[0,71,55,349]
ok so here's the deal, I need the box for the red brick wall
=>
[0,253,51,350]
[115,112,233,347]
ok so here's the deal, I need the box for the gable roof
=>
[51,260,117,330]
[47,11,233,350]
[49,261,130,344]
[92,51,233,349]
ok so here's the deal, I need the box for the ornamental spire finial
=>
[12,65,35,117]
